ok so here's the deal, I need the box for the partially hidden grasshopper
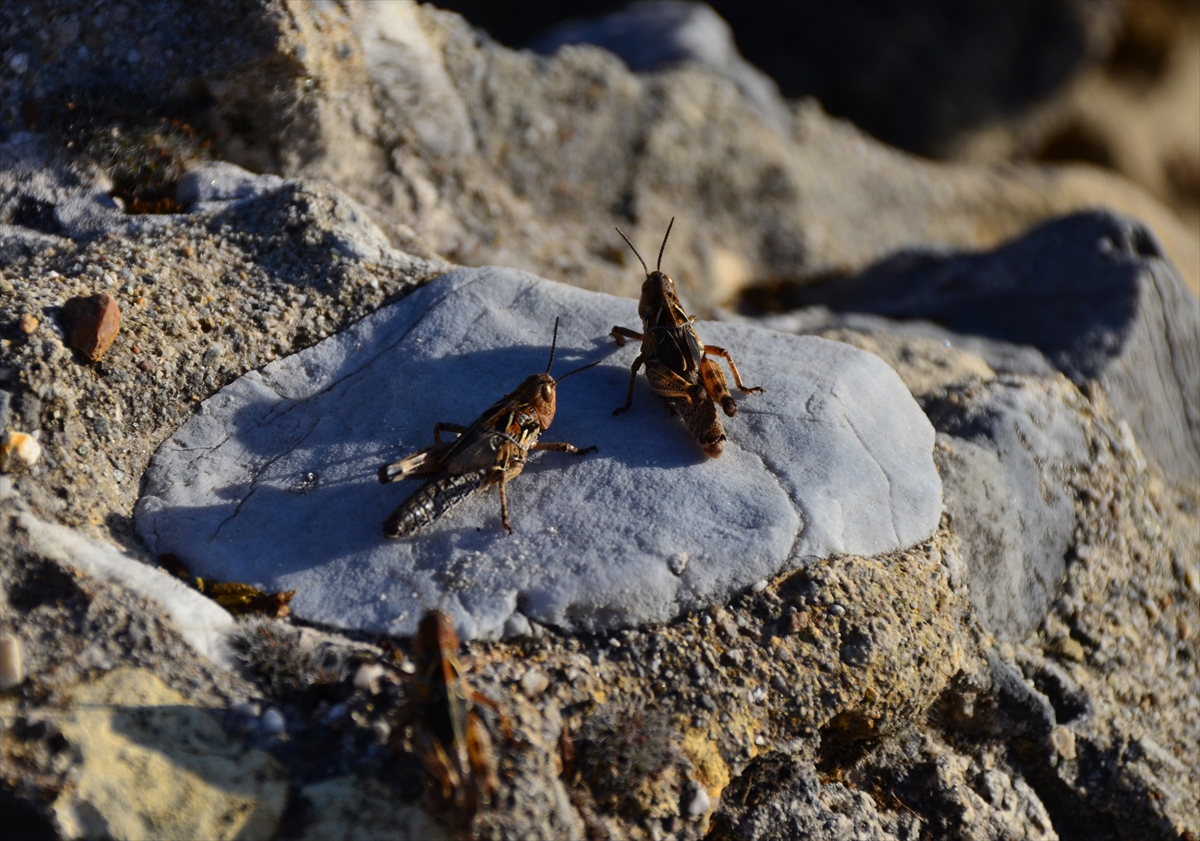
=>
[610,218,762,457]
[403,609,505,825]
[379,319,598,538]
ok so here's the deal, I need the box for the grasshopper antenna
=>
[615,227,649,276]
[657,217,675,272]
[556,359,603,382]
[545,316,561,374]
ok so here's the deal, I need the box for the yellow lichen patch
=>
[51,668,287,841]
[681,730,730,807]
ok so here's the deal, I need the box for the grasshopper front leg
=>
[531,441,598,456]
[610,325,644,347]
[497,474,513,534]
[614,352,647,415]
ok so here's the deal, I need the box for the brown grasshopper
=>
[403,609,504,824]
[379,319,598,537]
[610,218,762,457]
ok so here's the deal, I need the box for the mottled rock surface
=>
[50,668,287,841]
[928,378,1090,641]
[136,269,941,638]
[1,2,1198,839]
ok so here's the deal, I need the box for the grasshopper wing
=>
[442,427,514,475]
[379,441,454,483]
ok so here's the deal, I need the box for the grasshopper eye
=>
[540,383,554,402]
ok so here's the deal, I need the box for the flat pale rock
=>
[136,269,940,639]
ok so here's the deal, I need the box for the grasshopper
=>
[403,609,504,823]
[610,218,762,457]
[379,319,598,537]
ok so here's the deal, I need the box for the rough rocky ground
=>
[1,2,1199,840]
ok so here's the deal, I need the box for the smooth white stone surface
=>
[136,269,941,639]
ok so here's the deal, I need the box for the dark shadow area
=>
[0,786,57,841]
[745,211,1156,384]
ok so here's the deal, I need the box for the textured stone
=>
[17,509,237,667]
[136,269,941,639]
[528,1,789,128]
[791,212,1200,482]
[928,378,1089,641]
[295,776,449,841]
[50,669,287,841]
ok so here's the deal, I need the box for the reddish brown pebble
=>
[19,313,38,334]
[62,293,121,361]
[787,611,810,634]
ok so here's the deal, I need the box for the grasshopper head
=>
[515,372,558,430]
[616,218,679,319]
[639,270,678,319]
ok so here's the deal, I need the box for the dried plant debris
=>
[159,553,295,617]
[576,702,681,812]
[231,618,351,699]
[84,119,210,214]
[198,580,296,618]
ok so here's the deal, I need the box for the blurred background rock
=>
[445,0,1200,240]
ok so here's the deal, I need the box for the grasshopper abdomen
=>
[383,468,491,538]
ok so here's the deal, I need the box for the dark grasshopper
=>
[379,319,598,537]
[610,218,762,457]
[403,609,504,824]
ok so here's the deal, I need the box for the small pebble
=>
[698,693,717,712]
[722,648,745,668]
[520,668,550,698]
[667,552,689,576]
[770,674,789,692]
[718,618,739,640]
[353,662,384,694]
[1045,635,1085,663]
[61,293,121,361]
[230,701,261,718]
[260,708,286,736]
[685,781,711,818]
[787,611,810,634]
[1049,725,1076,761]
[371,719,391,744]
[829,604,846,617]
[0,634,24,691]
[750,579,768,594]
[324,703,348,725]
[0,431,41,473]
[19,313,38,334]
